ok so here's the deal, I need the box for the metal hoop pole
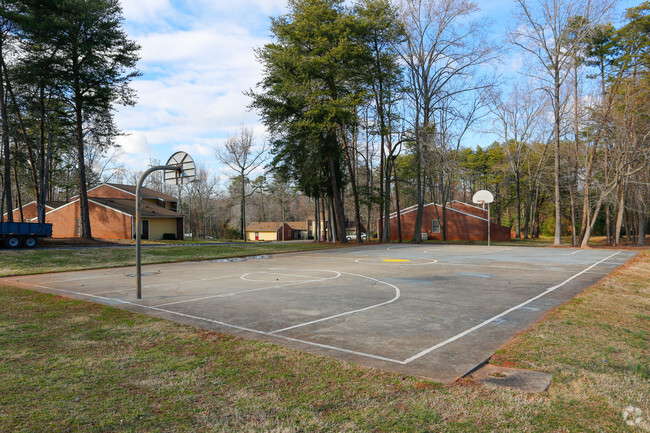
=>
[136,164,179,299]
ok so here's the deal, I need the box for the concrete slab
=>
[470,364,553,393]
[1,244,636,383]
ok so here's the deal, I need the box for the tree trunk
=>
[553,65,562,246]
[338,126,362,243]
[3,59,41,223]
[411,135,423,243]
[73,53,92,239]
[581,194,605,248]
[14,162,24,221]
[321,196,327,242]
[38,87,46,223]
[578,148,595,244]
[382,151,392,243]
[614,181,625,246]
[240,171,246,241]
[515,171,521,239]
[392,162,402,243]
[0,44,12,223]
[569,188,577,246]
[328,154,346,243]
[638,208,646,246]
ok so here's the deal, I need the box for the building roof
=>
[286,221,308,231]
[89,197,182,218]
[45,201,66,209]
[105,183,177,202]
[245,222,285,232]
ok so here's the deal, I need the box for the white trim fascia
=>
[4,200,65,218]
[385,202,437,220]
[382,201,489,223]
[443,206,488,222]
[96,183,137,199]
[9,200,36,214]
[452,200,485,211]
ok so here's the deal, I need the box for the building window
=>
[76,218,81,235]
[432,219,441,233]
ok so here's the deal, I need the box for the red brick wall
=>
[46,200,132,239]
[278,223,294,240]
[88,184,133,199]
[388,203,511,242]
[89,202,132,239]
[45,202,80,238]
[10,202,38,222]
[447,201,487,218]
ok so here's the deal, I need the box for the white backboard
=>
[164,151,196,185]
[472,190,494,204]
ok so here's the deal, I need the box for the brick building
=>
[4,183,184,240]
[384,200,511,242]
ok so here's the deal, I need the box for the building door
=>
[255,232,259,241]
[142,220,149,240]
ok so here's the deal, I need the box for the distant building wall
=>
[147,218,178,240]
[246,230,278,241]
[387,203,511,242]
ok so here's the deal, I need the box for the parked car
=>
[346,232,367,241]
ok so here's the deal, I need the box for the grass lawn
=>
[0,242,342,277]
[0,245,647,431]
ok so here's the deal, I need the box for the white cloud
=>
[116,131,154,155]
[114,12,270,171]
[120,0,174,24]
[172,142,214,158]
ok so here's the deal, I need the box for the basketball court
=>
[1,244,636,383]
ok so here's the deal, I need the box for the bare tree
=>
[215,126,267,241]
[398,0,496,242]
[510,0,616,246]
[486,84,545,238]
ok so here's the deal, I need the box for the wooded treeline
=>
[1,0,647,246]
[248,0,648,246]
[0,0,139,238]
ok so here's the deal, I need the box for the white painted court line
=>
[401,251,622,364]
[10,280,405,365]
[151,274,340,308]
[269,271,401,334]
[240,271,339,282]
[428,261,604,273]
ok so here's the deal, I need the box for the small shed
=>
[286,221,308,239]
[245,222,293,241]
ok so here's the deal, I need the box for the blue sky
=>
[113,0,639,178]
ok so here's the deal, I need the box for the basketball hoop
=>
[136,152,195,299]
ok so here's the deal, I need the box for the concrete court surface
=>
[2,244,637,383]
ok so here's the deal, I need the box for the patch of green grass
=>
[0,242,342,277]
